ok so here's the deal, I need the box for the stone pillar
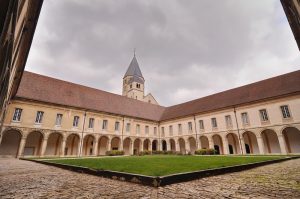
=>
[17,137,26,157]
[208,136,214,149]
[60,138,66,157]
[40,138,48,157]
[222,136,229,155]
[176,141,180,152]
[166,140,171,151]
[149,141,152,151]
[257,136,265,155]
[119,140,123,151]
[185,140,190,154]
[240,137,246,155]
[197,138,201,150]
[140,140,143,152]
[77,138,81,157]
[278,134,287,154]
[107,139,112,151]
[93,138,98,156]
[130,140,134,155]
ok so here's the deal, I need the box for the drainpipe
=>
[233,107,244,155]
[158,122,160,151]
[193,115,198,149]
[79,111,87,157]
[121,116,125,150]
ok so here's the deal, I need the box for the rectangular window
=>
[259,109,269,121]
[241,112,249,125]
[115,121,120,131]
[73,116,79,127]
[178,124,182,134]
[211,118,217,128]
[225,115,232,128]
[169,125,173,136]
[126,123,131,132]
[161,127,165,137]
[154,127,157,136]
[145,126,149,135]
[35,111,44,123]
[55,114,63,126]
[88,118,94,128]
[199,120,204,130]
[102,120,108,130]
[280,105,291,119]
[188,122,193,132]
[136,124,140,135]
[12,108,22,121]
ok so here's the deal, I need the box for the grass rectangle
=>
[45,155,284,176]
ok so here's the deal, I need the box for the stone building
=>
[0,64,299,157]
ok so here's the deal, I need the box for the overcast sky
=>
[26,0,300,106]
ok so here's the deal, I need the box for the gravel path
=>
[0,158,299,199]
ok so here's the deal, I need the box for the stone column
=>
[208,136,214,149]
[257,136,265,155]
[119,140,123,151]
[176,140,180,152]
[197,138,202,150]
[60,138,66,157]
[40,138,48,157]
[77,138,81,157]
[222,136,229,155]
[166,140,171,151]
[185,140,190,154]
[140,140,143,152]
[17,137,26,157]
[149,141,152,151]
[107,139,112,151]
[278,134,287,154]
[130,140,134,155]
[93,138,99,156]
[240,137,246,155]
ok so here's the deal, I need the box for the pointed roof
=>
[124,55,144,79]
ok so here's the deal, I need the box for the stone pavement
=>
[0,158,299,199]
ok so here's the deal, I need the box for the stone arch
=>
[178,138,186,154]
[282,127,300,153]
[123,137,132,155]
[65,134,80,156]
[161,140,167,151]
[24,131,44,156]
[212,134,223,154]
[226,133,241,154]
[152,139,158,151]
[0,129,22,157]
[45,132,63,156]
[98,136,109,155]
[83,134,95,156]
[143,139,151,151]
[200,136,209,149]
[188,137,197,154]
[169,139,176,152]
[133,138,142,155]
[242,131,259,154]
[261,129,281,154]
[111,137,121,151]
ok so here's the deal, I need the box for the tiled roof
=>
[15,70,300,122]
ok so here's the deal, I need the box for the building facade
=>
[0,69,299,158]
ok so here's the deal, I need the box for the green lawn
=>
[46,155,285,176]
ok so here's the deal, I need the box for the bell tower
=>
[122,53,145,100]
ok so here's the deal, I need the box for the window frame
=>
[241,112,249,125]
[55,113,63,126]
[102,120,108,130]
[12,108,22,122]
[259,109,269,122]
[73,116,80,127]
[88,118,95,129]
[280,105,291,119]
[211,117,218,128]
[35,111,44,124]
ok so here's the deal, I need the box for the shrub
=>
[152,150,164,155]
[195,148,217,155]
[139,150,152,156]
[106,150,124,156]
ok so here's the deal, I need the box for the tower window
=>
[130,84,132,89]
[136,83,140,88]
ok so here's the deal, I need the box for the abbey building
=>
[0,57,299,157]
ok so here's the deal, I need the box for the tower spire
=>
[133,48,136,57]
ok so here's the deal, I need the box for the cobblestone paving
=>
[0,158,299,199]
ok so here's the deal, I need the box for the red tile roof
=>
[15,70,300,122]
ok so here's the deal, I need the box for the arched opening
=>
[226,133,241,154]
[24,131,43,156]
[170,139,176,152]
[45,132,63,156]
[0,129,22,157]
[282,127,300,153]
[178,138,186,154]
[261,129,281,154]
[212,135,223,154]
[200,136,209,149]
[188,137,197,154]
[152,140,158,151]
[133,139,141,155]
[65,134,80,156]
[98,136,109,155]
[162,140,167,151]
[143,139,150,151]
[83,135,95,156]
[123,137,132,155]
[243,131,259,154]
[111,137,121,151]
